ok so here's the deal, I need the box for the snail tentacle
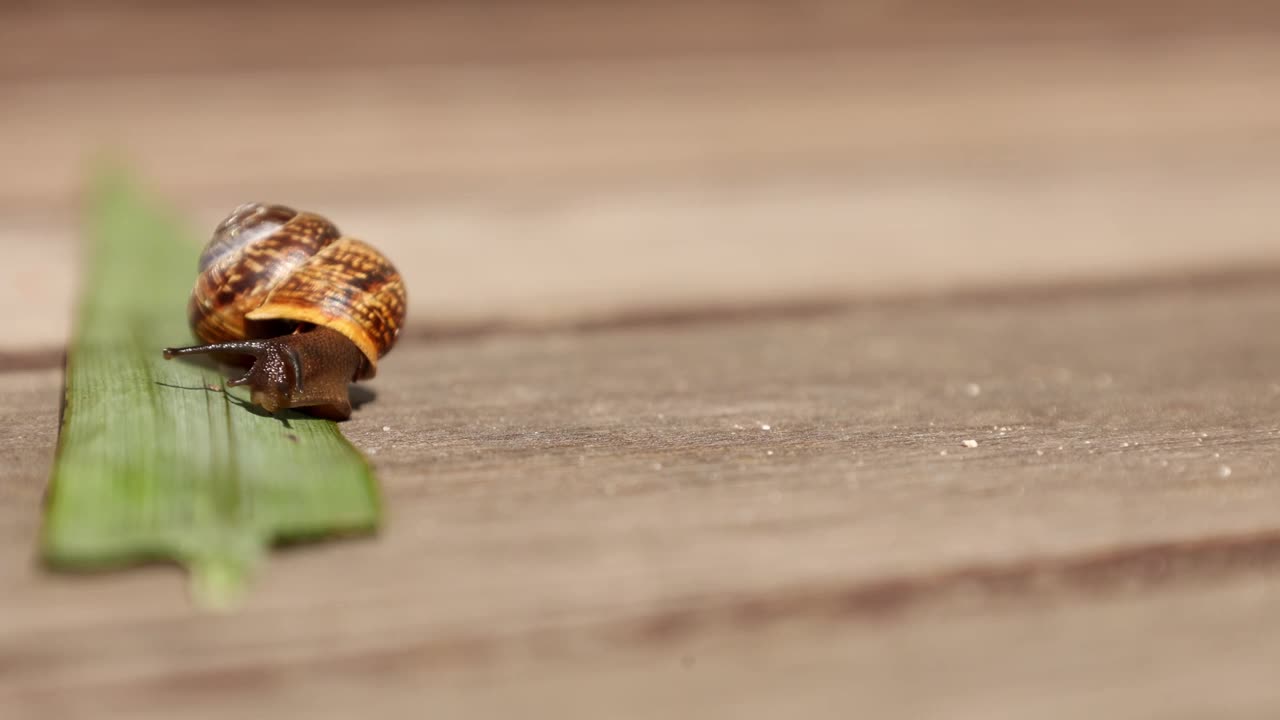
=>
[164,328,363,420]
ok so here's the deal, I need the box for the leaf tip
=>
[188,551,261,612]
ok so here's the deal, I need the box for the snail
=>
[163,203,407,420]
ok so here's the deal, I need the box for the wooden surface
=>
[7,284,1280,716]
[4,0,1280,348]
[6,1,1280,717]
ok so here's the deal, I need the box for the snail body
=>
[163,203,407,420]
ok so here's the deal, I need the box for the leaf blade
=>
[41,167,382,608]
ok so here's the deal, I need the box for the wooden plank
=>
[4,0,1278,82]
[5,3,1280,351]
[17,574,1270,720]
[4,282,1280,715]
[8,574,1280,718]
[4,24,1280,350]
[6,156,1280,350]
[0,369,58,550]
[4,39,1280,209]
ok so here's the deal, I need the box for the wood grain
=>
[6,0,1279,82]
[3,3,1280,350]
[6,2,1280,716]
[4,283,1280,716]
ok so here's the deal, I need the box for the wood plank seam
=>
[8,526,1278,690]
[12,262,1280,373]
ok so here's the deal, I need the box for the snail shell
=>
[188,202,407,378]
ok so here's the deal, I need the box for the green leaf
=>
[41,166,382,609]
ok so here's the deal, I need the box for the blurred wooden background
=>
[4,0,1280,348]
[4,1,1280,718]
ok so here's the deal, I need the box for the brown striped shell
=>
[188,203,407,378]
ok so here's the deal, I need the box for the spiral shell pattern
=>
[188,203,407,376]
